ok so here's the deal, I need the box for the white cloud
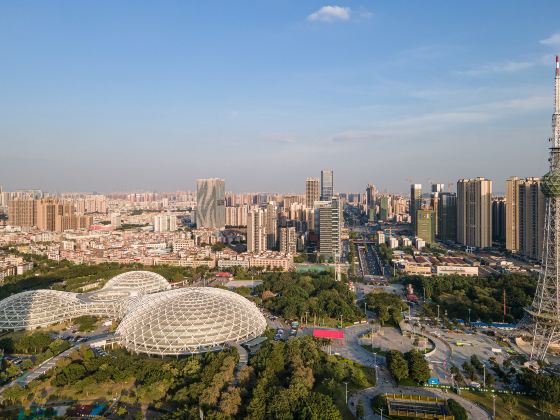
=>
[329,95,550,143]
[458,60,535,76]
[307,6,351,23]
[540,33,560,47]
[260,132,297,144]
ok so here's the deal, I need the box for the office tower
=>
[279,226,297,255]
[365,183,377,209]
[320,170,334,201]
[410,184,422,229]
[111,213,122,229]
[415,209,435,244]
[457,177,492,248]
[437,192,457,242]
[492,197,506,244]
[431,184,445,193]
[430,193,439,236]
[518,178,545,260]
[247,208,267,253]
[265,202,278,250]
[196,178,226,230]
[305,178,320,208]
[8,198,37,228]
[525,56,560,361]
[379,196,391,221]
[154,214,178,232]
[318,196,342,259]
[505,177,520,252]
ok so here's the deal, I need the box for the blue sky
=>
[1,1,560,194]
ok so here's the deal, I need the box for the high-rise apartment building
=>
[505,177,544,259]
[279,226,297,255]
[196,178,226,230]
[225,205,249,227]
[415,209,435,244]
[8,198,36,228]
[410,184,422,229]
[457,177,492,248]
[111,213,122,229]
[492,197,506,244]
[9,198,92,232]
[320,170,334,201]
[247,208,267,253]
[317,196,342,259]
[154,214,178,232]
[305,178,320,208]
[505,177,520,252]
[265,202,278,250]
[437,192,457,242]
[518,178,544,260]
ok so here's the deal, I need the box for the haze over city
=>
[2,1,560,193]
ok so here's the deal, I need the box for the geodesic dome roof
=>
[102,271,171,294]
[116,287,267,356]
[0,290,84,330]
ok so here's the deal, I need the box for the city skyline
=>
[0,2,559,192]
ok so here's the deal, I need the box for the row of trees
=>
[257,271,363,322]
[386,350,430,384]
[520,370,560,405]
[0,253,200,299]
[406,273,536,322]
[2,335,375,419]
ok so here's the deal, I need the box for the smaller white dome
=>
[102,271,170,294]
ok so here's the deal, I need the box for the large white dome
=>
[102,271,170,294]
[116,287,267,356]
[0,290,83,330]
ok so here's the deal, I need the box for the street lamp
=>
[380,407,384,420]
[492,394,496,419]
[343,381,348,404]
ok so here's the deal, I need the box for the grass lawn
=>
[461,390,560,420]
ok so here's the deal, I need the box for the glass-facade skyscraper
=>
[196,178,226,229]
[321,170,333,201]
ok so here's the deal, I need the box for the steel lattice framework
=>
[0,272,266,357]
[116,287,267,356]
[0,271,168,331]
[102,271,171,294]
[0,290,85,330]
[525,56,560,361]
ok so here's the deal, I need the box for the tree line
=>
[256,271,362,323]
[406,273,536,322]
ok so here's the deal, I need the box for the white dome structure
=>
[102,271,171,294]
[0,290,84,330]
[116,287,267,356]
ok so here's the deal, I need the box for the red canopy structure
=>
[313,329,344,339]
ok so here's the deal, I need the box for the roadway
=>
[334,323,491,419]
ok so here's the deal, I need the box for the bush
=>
[75,315,98,332]
[446,399,467,420]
